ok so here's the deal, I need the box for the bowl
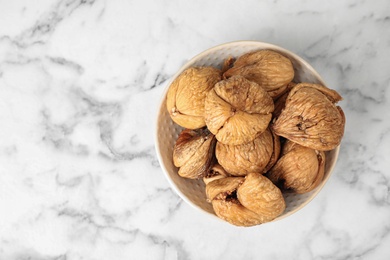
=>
[154,41,339,224]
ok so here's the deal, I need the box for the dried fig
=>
[215,128,280,176]
[223,50,294,92]
[272,83,345,151]
[206,176,244,202]
[205,75,274,145]
[268,140,325,193]
[167,67,222,129]
[206,173,285,227]
[173,128,216,179]
[237,173,286,220]
[203,163,230,185]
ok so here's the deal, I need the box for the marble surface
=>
[1,0,389,259]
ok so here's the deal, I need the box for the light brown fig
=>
[206,176,245,202]
[272,83,345,151]
[267,140,326,194]
[237,173,286,220]
[206,173,286,227]
[211,199,265,227]
[223,50,294,92]
[204,75,274,145]
[167,67,222,129]
[215,128,280,176]
[203,163,230,185]
[173,128,216,179]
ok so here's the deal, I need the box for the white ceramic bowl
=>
[155,41,339,224]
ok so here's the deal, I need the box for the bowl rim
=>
[154,40,340,225]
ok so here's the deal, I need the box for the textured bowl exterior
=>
[155,41,339,224]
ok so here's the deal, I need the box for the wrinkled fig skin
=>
[268,140,326,194]
[223,50,294,92]
[205,75,274,145]
[237,173,286,220]
[212,200,266,227]
[206,173,286,227]
[272,83,345,151]
[166,67,222,129]
[173,128,216,179]
[216,128,276,176]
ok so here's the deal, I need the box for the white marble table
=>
[1,0,389,259]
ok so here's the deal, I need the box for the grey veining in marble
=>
[1,0,390,259]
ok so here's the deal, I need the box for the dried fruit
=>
[268,140,325,193]
[203,163,230,185]
[167,67,222,129]
[215,128,280,176]
[204,75,274,145]
[206,173,286,226]
[223,50,294,92]
[237,173,286,220]
[173,128,216,179]
[206,176,244,204]
[272,83,345,151]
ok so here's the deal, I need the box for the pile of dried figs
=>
[166,49,345,227]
